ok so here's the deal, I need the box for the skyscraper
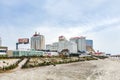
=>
[31,32,45,50]
[78,36,86,52]
[70,36,86,52]
[86,40,93,48]
[86,40,95,53]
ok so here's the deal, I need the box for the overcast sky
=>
[0,0,120,54]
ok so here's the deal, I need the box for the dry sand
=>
[0,58,120,80]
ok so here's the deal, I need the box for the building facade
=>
[70,37,79,51]
[7,49,44,57]
[86,40,95,53]
[78,37,86,52]
[86,40,93,48]
[46,44,52,50]
[70,36,86,52]
[57,41,77,53]
[46,36,77,53]
[31,32,45,50]
[66,41,77,54]
[0,46,8,55]
[52,42,59,51]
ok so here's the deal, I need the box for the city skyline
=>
[0,0,120,54]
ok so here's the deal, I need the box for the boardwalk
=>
[13,58,28,71]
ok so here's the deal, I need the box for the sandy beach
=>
[0,58,120,80]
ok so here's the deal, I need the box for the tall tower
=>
[31,32,45,50]
[70,36,86,52]
[78,36,86,52]
[86,40,93,48]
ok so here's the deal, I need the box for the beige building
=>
[7,50,13,57]
[31,32,45,50]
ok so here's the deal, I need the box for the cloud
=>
[91,26,120,54]
[43,0,106,21]
[83,17,120,34]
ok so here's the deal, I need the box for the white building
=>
[52,42,59,50]
[46,42,59,51]
[70,37,79,51]
[78,37,86,52]
[70,36,86,52]
[58,40,77,53]
[58,41,66,52]
[31,32,45,50]
[67,41,77,53]
[44,52,59,56]
[46,44,52,50]
[46,36,77,53]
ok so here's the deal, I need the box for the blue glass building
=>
[86,40,93,48]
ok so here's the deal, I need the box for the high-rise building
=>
[70,37,79,51]
[57,40,77,53]
[0,37,1,46]
[70,36,86,52]
[58,36,66,42]
[78,37,86,52]
[46,36,77,53]
[86,40,95,53]
[52,42,59,50]
[31,32,45,50]
[86,40,93,48]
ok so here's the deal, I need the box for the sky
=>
[0,0,120,54]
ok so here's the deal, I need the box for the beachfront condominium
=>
[70,36,86,52]
[46,36,77,53]
[31,32,45,50]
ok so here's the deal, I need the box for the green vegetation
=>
[2,64,18,71]
[0,55,8,59]
[94,56,108,59]
[21,56,98,69]
[81,56,98,61]
[0,58,24,73]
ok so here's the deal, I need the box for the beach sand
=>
[0,58,120,80]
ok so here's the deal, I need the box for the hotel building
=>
[70,36,86,52]
[31,32,45,50]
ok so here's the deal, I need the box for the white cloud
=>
[43,0,106,20]
[91,26,120,54]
